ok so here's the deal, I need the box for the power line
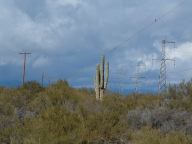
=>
[169,67,192,73]
[128,63,146,93]
[107,0,186,54]
[167,67,192,82]
[69,0,186,89]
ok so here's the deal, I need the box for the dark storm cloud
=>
[0,0,191,91]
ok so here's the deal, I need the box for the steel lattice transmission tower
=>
[129,63,146,93]
[154,40,176,92]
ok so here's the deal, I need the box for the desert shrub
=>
[167,80,192,111]
[80,110,128,142]
[168,80,192,98]
[21,106,82,144]
[124,94,162,110]
[45,80,80,104]
[19,81,44,94]
[103,95,127,113]
[127,107,192,134]
[132,127,192,144]
[1,80,192,143]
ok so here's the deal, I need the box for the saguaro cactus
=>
[95,55,109,101]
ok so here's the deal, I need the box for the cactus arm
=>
[104,62,109,89]
[100,55,105,89]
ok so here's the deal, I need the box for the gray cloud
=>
[0,0,191,92]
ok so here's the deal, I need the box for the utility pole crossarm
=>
[153,58,175,61]
[162,40,176,44]
[129,76,145,79]
[19,52,31,55]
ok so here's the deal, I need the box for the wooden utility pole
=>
[19,52,31,85]
[42,72,45,87]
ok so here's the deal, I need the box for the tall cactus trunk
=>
[94,55,109,101]
[95,64,100,100]
[100,89,104,101]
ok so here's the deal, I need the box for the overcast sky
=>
[0,0,191,92]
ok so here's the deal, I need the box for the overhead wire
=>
[65,0,187,92]
[106,0,187,92]
[106,0,186,55]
